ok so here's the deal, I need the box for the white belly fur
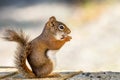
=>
[54,32,64,40]
[47,50,58,69]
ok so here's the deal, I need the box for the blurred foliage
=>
[69,0,116,5]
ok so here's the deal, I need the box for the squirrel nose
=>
[67,29,71,34]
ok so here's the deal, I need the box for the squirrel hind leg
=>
[32,61,53,78]
[47,73,61,78]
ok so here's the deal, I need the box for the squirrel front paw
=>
[65,36,72,41]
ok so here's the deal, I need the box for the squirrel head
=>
[45,16,71,40]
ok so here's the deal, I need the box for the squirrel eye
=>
[58,25,65,31]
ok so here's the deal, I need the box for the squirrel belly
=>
[3,16,72,78]
[46,50,58,69]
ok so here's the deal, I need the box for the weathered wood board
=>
[0,67,120,80]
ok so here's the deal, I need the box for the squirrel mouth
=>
[61,34,67,39]
[61,35,65,39]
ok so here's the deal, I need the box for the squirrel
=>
[3,16,72,78]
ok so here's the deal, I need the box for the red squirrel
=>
[3,16,72,78]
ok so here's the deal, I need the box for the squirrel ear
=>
[49,16,56,22]
[46,16,56,28]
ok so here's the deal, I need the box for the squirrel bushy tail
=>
[3,29,36,78]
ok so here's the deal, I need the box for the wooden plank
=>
[1,67,120,80]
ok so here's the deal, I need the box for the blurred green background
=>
[0,0,120,72]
